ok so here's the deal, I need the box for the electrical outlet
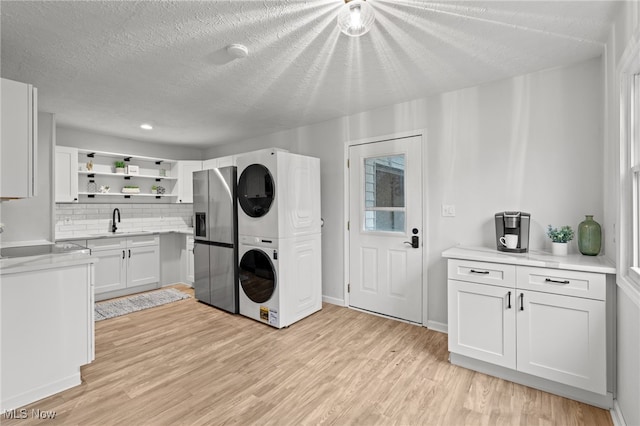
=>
[64,217,72,225]
[441,204,456,217]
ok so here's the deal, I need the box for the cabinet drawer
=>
[128,234,159,247]
[448,259,516,288]
[516,266,605,301]
[87,237,126,251]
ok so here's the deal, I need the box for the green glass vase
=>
[578,215,601,256]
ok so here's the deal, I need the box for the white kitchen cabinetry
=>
[448,279,516,369]
[1,258,94,411]
[55,146,79,202]
[445,250,613,408]
[88,235,159,299]
[1,78,37,199]
[185,235,194,284]
[176,160,202,203]
[517,289,606,393]
[91,248,127,294]
[203,155,235,170]
[55,147,179,203]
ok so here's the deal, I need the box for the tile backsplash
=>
[55,203,193,239]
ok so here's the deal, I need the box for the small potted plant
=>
[151,185,158,194]
[547,225,574,256]
[114,161,126,174]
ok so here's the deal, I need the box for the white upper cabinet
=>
[1,78,37,199]
[202,155,235,170]
[202,158,218,170]
[176,160,202,203]
[55,146,79,202]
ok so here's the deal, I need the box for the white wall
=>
[0,112,55,244]
[56,126,204,161]
[205,57,604,327]
[605,2,640,425]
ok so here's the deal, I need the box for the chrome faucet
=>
[112,208,121,233]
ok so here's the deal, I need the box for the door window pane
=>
[364,155,406,232]
[365,211,405,232]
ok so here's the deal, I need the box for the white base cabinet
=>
[186,235,194,284]
[448,280,516,369]
[92,247,127,294]
[1,260,94,411]
[88,235,159,298]
[517,289,606,394]
[447,256,610,404]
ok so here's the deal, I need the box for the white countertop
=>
[2,228,194,274]
[442,246,616,274]
[55,227,194,241]
[0,251,96,275]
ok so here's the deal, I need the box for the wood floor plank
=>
[1,285,613,425]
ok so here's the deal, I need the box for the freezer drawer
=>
[193,241,238,313]
[210,244,238,314]
[194,242,210,304]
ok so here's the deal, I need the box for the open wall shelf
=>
[78,171,177,181]
[77,149,178,203]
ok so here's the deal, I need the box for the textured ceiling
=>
[0,1,619,148]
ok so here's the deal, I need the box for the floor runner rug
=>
[95,288,190,321]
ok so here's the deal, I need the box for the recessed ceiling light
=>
[140,123,153,130]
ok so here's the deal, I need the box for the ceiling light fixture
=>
[140,123,153,130]
[337,0,375,37]
[227,43,249,59]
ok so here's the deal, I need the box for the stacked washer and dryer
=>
[235,148,322,328]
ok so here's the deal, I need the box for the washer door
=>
[238,164,274,218]
[239,249,276,303]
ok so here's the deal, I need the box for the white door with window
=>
[348,136,423,323]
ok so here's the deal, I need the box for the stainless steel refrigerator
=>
[193,167,238,313]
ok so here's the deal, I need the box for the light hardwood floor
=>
[3,284,612,425]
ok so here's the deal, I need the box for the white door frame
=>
[343,129,429,326]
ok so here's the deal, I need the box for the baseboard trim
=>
[427,320,448,334]
[95,283,159,302]
[610,400,627,426]
[1,371,81,412]
[162,282,192,288]
[322,295,345,306]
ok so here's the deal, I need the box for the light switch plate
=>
[441,204,456,217]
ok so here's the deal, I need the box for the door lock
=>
[404,235,419,248]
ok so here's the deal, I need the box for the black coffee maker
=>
[495,211,531,253]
